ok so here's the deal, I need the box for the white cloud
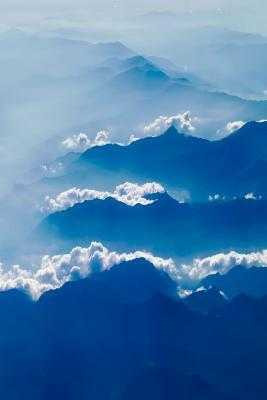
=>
[62,130,110,152]
[180,249,267,282]
[2,244,267,300]
[0,242,176,300]
[43,182,165,213]
[244,192,257,200]
[208,194,225,202]
[244,192,262,200]
[143,111,196,137]
[217,120,246,137]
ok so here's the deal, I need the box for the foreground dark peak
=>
[94,257,177,303]
[1,260,267,399]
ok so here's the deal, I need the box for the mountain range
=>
[1,16,267,400]
[2,28,267,194]
[1,257,267,399]
[200,265,267,300]
[48,121,267,202]
[4,120,267,262]
[37,190,267,258]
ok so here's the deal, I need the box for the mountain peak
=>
[161,125,180,137]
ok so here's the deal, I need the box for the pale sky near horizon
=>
[0,0,266,36]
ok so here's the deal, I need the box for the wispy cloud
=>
[217,120,245,137]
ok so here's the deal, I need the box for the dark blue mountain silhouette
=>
[38,193,267,257]
[201,265,267,299]
[1,257,267,399]
[94,258,177,303]
[80,125,211,165]
[60,121,267,201]
[118,368,242,400]
[182,286,227,314]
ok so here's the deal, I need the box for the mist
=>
[0,0,267,274]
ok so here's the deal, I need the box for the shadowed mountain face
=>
[201,266,267,300]
[56,121,267,201]
[94,258,178,303]
[1,258,267,400]
[37,192,267,257]
[182,287,227,314]
[118,369,242,400]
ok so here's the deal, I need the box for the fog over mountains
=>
[1,4,267,399]
[1,29,267,192]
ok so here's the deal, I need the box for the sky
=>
[0,0,266,36]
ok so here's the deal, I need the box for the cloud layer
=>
[43,182,165,213]
[62,131,110,152]
[0,242,176,300]
[143,111,196,136]
[1,244,267,300]
[180,249,267,281]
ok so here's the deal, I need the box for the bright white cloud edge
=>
[1,245,267,300]
[43,182,165,213]
[62,130,110,152]
[143,111,196,136]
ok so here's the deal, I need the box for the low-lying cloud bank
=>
[180,250,267,282]
[0,243,176,300]
[62,130,110,152]
[1,245,267,300]
[43,182,165,213]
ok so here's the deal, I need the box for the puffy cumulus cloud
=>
[3,245,267,300]
[62,130,110,152]
[217,120,246,137]
[180,249,267,282]
[143,111,196,137]
[0,243,177,300]
[43,182,165,213]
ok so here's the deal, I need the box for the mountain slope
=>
[59,121,267,201]
[1,261,267,399]
[37,193,267,257]
[201,266,267,299]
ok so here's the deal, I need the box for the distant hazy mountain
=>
[1,28,267,194]
[123,21,267,98]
